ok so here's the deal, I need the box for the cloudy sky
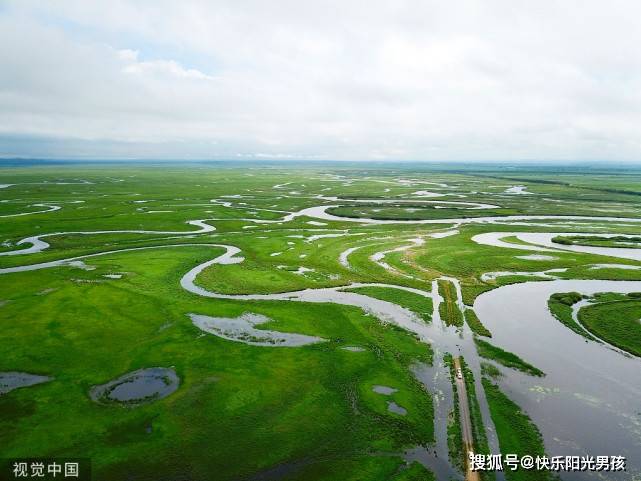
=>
[1,1,641,161]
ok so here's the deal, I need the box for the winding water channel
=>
[2,197,641,479]
[473,232,641,261]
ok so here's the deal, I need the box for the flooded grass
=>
[482,379,552,481]
[190,312,326,347]
[578,294,641,357]
[474,339,544,377]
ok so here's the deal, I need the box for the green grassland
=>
[437,279,464,327]
[549,290,641,355]
[553,235,641,248]
[547,292,597,341]
[2,164,641,480]
[474,339,544,377]
[577,294,641,357]
[392,461,436,481]
[464,308,492,337]
[0,247,434,480]
[345,286,432,323]
[480,362,502,380]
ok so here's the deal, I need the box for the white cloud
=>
[119,50,216,81]
[1,0,641,160]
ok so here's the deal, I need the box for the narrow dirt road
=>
[454,357,480,481]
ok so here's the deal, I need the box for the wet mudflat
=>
[190,312,325,347]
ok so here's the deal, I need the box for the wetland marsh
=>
[1,164,640,481]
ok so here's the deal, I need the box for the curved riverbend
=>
[473,231,641,261]
[6,198,641,258]
[475,280,641,480]
[293,205,641,227]
[0,219,217,257]
[0,243,238,274]
[0,203,61,218]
